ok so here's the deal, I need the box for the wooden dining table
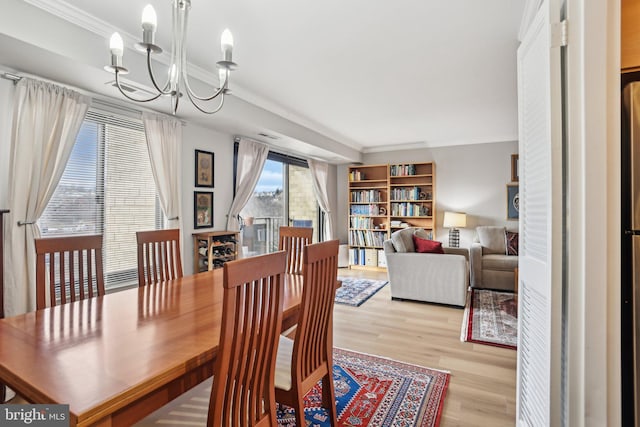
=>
[0,269,306,426]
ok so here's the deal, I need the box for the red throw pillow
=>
[412,235,444,254]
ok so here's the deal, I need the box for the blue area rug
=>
[335,277,388,307]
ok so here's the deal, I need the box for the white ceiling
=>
[0,0,525,161]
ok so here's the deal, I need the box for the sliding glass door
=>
[239,153,319,256]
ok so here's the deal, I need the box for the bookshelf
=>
[347,162,436,270]
[348,164,389,270]
[389,162,435,238]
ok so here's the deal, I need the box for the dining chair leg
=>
[294,390,306,427]
[322,373,338,425]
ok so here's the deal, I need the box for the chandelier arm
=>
[114,71,163,103]
[172,87,180,115]
[183,70,226,101]
[146,50,174,96]
[185,88,226,114]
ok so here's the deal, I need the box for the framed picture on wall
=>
[511,154,519,182]
[507,184,519,220]
[195,149,214,187]
[194,191,213,228]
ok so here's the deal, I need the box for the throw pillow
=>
[505,231,519,256]
[413,228,433,240]
[390,228,416,253]
[476,226,507,254]
[412,235,445,254]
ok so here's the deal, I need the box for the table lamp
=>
[443,211,467,248]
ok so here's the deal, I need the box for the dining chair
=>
[278,226,313,274]
[136,251,287,427]
[208,250,287,426]
[35,234,105,310]
[274,239,339,426]
[136,229,183,286]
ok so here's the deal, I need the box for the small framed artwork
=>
[194,191,213,228]
[507,184,519,220]
[195,149,214,187]
[511,154,519,182]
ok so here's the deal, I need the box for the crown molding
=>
[24,0,112,37]
[361,137,518,153]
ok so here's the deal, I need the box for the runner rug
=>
[136,348,450,427]
[461,288,518,349]
[335,277,388,307]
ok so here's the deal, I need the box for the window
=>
[39,109,164,289]
[236,147,320,257]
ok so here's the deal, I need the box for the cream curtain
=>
[226,138,269,232]
[308,159,335,240]
[142,112,183,230]
[4,78,90,316]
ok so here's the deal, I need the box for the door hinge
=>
[551,20,568,47]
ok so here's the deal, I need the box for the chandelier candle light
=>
[105,0,237,115]
[443,211,467,248]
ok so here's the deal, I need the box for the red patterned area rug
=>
[461,289,518,349]
[135,348,450,427]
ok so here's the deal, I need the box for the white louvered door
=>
[516,0,564,425]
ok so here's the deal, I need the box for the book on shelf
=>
[350,189,382,203]
[350,204,381,215]
[349,229,387,247]
[350,216,376,229]
[391,186,423,201]
[349,248,367,265]
[390,164,417,176]
[349,170,365,181]
[390,202,430,217]
[377,250,386,268]
[364,248,378,267]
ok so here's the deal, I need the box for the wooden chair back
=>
[136,229,183,286]
[35,234,105,310]
[278,226,313,274]
[208,251,286,427]
[275,239,339,425]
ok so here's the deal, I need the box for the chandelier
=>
[104,0,237,115]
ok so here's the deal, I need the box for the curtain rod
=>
[1,72,22,83]
[0,70,185,126]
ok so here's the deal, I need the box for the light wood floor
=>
[335,268,516,427]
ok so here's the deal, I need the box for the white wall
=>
[180,124,236,275]
[337,141,518,247]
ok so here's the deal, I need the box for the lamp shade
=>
[443,211,467,228]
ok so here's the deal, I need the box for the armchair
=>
[383,228,468,307]
[469,226,518,291]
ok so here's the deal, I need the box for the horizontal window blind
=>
[39,109,164,289]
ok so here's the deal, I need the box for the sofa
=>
[469,225,518,291]
[383,227,469,307]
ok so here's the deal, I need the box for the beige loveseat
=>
[470,226,518,291]
[383,227,468,307]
